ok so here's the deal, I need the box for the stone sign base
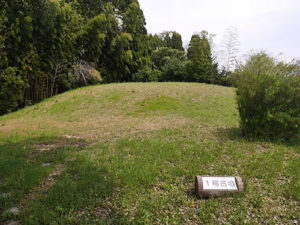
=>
[195,176,244,198]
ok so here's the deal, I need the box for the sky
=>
[139,0,300,63]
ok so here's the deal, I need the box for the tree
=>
[221,26,240,72]
[161,57,186,81]
[148,34,162,52]
[121,1,148,78]
[0,0,165,114]
[171,32,184,51]
[80,13,107,63]
[159,31,184,51]
[186,31,215,82]
[0,0,8,70]
[104,32,134,82]
[149,47,186,81]
[0,67,24,115]
[132,65,161,82]
[65,0,105,19]
[151,47,185,71]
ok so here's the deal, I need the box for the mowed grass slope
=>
[0,83,299,224]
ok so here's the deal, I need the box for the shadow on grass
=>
[0,136,128,224]
[215,127,300,147]
[214,127,242,142]
[0,136,86,213]
[21,156,120,224]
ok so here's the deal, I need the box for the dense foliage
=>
[0,0,230,115]
[235,52,300,141]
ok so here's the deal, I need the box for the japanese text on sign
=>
[202,177,238,190]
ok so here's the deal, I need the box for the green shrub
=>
[235,52,300,141]
[161,57,186,81]
[132,66,161,82]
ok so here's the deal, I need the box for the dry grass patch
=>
[73,115,193,141]
[32,138,87,153]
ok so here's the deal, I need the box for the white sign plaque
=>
[202,177,238,190]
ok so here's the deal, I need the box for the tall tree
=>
[80,13,107,63]
[0,0,8,70]
[186,31,215,83]
[171,31,184,51]
[148,34,162,50]
[65,0,105,19]
[0,0,153,114]
[0,67,24,115]
[159,31,184,51]
[221,26,240,72]
[121,1,148,79]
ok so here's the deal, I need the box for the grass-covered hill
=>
[0,83,299,224]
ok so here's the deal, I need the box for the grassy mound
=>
[0,83,299,224]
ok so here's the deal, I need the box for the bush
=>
[161,57,186,81]
[70,60,103,87]
[132,66,161,82]
[235,52,300,141]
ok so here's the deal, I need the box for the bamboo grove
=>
[0,0,228,115]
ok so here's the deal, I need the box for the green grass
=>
[0,83,299,224]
